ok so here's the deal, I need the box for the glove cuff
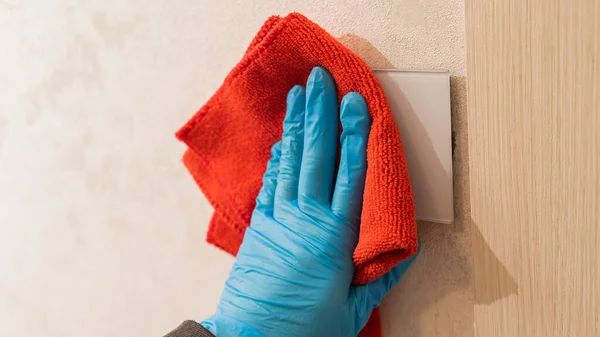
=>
[201,314,265,337]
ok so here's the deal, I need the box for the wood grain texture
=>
[466,0,600,336]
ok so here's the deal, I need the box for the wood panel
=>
[466,0,600,336]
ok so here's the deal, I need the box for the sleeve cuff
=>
[164,320,215,337]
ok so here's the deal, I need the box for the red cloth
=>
[177,13,417,337]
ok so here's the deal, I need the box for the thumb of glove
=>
[351,242,421,329]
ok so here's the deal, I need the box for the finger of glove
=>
[331,92,370,224]
[274,85,305,203]
[298,67,339,209]
[352,243,421,323]
[255,141,282,210]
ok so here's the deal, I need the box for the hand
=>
[201,67,418,337]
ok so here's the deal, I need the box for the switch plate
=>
[373,69,454,224]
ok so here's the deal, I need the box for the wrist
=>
[201,314,264,337]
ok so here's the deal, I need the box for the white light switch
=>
[373,69,454,224]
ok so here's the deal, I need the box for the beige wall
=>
[0,1,471,336]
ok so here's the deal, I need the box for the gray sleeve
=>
[164,321,215,337]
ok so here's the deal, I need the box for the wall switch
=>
[373,69,454,224]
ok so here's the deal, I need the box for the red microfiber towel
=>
[177,13,418,337]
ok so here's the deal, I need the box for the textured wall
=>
[0,1,470,336]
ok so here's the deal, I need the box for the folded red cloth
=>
[177,13,417,337]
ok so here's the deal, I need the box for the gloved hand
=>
[201,67,419,337]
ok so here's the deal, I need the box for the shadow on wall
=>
[338,34,518,336]
[338,34,395,69]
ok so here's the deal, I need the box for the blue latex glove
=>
[202,67,419,337]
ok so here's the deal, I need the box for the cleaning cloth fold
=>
[176,12,418,337]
